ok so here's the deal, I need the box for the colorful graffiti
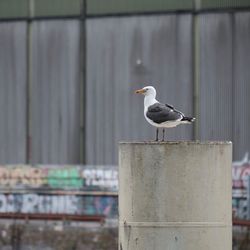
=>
[0,194,118,217]
[232,153,250,197]
[0,165,118,218]
[232,153,250,219]
[82,169,118,190]
[1,158,250,220]
[0,165,118,191]
[0,166,46,187]
[48,168,83,188]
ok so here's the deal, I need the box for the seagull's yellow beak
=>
[134,88,146,94]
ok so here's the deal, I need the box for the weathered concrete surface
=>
[119,141,232,250]
[0,222,117,250]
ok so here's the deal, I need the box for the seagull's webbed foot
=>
[155,128,159,141]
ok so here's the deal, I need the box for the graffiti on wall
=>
[0,165,118,191]
[0,194,118,217]
[232,153,250,197]
[232,153,250,219]
[0,165,118,218]
[0,167,46,187]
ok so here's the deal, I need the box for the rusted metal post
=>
[119,142,232,250]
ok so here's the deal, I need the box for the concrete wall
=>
[0,223,117,250]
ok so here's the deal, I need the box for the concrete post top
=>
[119,141,232,145]
[119,140,232,250]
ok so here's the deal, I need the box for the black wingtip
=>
[182,117,196,122]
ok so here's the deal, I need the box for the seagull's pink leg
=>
[155,128,159,141]
[161,129,165,141]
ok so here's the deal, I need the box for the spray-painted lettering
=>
[232,153,250,219]
[0,194,117,217]
[0,166,118,191]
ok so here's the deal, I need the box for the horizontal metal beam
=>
[31,0,83,17]
[0,0,29,18]
[0,0,83,19]
[87,0,250,15]
[233,219,250,227]
[197,0,250,10]
[0,0,250,19]
[87,0,193,15]
[0,189,118,196]
[0,213,105,222]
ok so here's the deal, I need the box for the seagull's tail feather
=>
[181,116,195,123]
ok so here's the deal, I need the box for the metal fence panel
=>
[233,12,250,160]
[0,22,27,163]
[86,15,193,164]
[199,13,233,141]
[31,20,81,164]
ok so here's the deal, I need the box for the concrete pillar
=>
[119,142,232,250]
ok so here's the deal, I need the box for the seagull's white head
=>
[134,86,156,98]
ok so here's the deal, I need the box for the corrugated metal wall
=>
[86,15,193,164]
[31,20,81,164]
[198,12,250,160]
[199,13,233,141]
[0,22,27,163]
[86,12,250,164]
[233,12,250,160]
[0,10,249,164]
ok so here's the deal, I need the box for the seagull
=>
[135,86,195,141]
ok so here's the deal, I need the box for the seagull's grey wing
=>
[165,103,185,117]
[165,103,174,109]
[146,103,182,124]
